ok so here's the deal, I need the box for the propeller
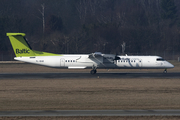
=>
[114,53,120,60]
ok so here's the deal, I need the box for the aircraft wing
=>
[89,52,103,58]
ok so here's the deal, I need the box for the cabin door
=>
[60,58,65,66]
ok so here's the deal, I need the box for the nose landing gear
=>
[163,69,167,73]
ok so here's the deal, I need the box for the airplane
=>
[6,33,174,74]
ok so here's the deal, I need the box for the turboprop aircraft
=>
[7,33,174,74]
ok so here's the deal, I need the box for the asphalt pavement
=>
[1,110,180,116]
[0,72,180,79]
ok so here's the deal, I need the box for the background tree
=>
[0,0,180,60]
[161,0,177,20]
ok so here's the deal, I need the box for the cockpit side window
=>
[156,58,165,61]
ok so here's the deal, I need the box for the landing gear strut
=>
[163,69,167,73]
[90,65,97,74]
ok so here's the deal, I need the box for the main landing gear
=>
[90,69,97,74]
[90,66,97,74]
[163,69,167,73]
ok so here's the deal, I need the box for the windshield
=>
[156,58,165,61]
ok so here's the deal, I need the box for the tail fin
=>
[7,33,35,57]
[7,33,60,57]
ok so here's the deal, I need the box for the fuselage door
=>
[60,58,65,66]
[135,59,142,67]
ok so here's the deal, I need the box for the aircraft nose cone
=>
[171,64,174,68]
[168,63,174,68]
[165,61,174,68]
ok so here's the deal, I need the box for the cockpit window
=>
[156,58,165,61]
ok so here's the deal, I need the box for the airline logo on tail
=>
[16,49,30,54]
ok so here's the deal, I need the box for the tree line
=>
[0,0,180,56]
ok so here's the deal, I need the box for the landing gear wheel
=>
[163,69,167,73]
[90,70,97,74]
[94,70,97,74]
[90,70,94,74]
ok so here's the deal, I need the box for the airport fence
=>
[0,52,179,61]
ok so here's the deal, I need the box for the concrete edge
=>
[0,61,25,64]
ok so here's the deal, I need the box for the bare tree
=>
[76,0,88,24]
[39,3,45,35]
[121,41,126,54]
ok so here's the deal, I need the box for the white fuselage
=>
[14,54,174,69]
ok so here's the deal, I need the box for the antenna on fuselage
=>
[121,41,126,55]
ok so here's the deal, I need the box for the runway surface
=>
[1,72,180,116]
[1,110,180,116]
[0,72,180,79]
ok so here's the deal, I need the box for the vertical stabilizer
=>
[6,33,35,57]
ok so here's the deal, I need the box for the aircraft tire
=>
[90,70,96,74]
[163,69,167,73]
